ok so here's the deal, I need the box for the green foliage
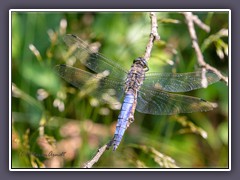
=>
[11,11,228,168]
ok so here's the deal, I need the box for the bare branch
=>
[183,12,228,85]
[143,12,160,61]
[191,14,210,32]
[83,144,108,168]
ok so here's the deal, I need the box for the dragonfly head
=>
[133,57,149,71]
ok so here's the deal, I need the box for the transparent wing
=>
[63,34,128,79]
[136,87,215,115]
[143,70,220,92]
[54,65,125,105]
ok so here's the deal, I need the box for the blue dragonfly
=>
[55,34,220,150]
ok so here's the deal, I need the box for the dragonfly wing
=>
[63,34,128,79]
[143,70,220,92]
[55,65,125,106]
[136,87,215,115]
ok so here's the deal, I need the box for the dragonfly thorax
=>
[125,57,148,94]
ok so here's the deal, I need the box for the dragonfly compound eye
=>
[133,57,148,67]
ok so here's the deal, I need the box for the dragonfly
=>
[55,34,220,150]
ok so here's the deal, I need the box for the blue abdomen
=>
[112,93,134,150]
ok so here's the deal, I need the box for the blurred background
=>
[11,11,229,168]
